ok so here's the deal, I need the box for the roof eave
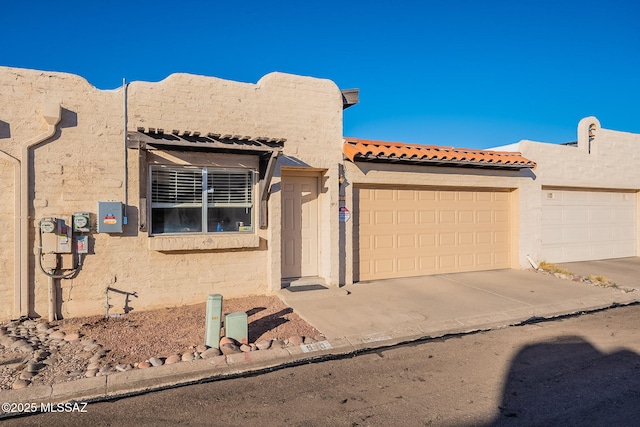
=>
[347,155,535,171]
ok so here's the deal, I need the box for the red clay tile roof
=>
[343,138,536,170]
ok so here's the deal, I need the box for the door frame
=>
[280,171,321,279]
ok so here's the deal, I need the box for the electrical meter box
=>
[40,217,73,254]
[72,212,91,233]
[97,201,123,233]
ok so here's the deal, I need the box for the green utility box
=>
[225,312,248,344]
[205,294,223,348]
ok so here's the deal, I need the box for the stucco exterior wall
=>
[342,161,538,283]
[0,66,343,320]
[0,153,18,320]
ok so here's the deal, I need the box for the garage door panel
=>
[615,208,635,222]
[439,192,455,201]
[494,251,510,264]
[541,189,637,263]
[397,258,416,272]
[476,192,492,202]
[398,211,416,224]
[495,231,509,244]
[477,211,492,223]
[419,211,436,224]
[477,232,492,245]
[477,252,493,266]
[439,255,456,269]
[459,254,475,267]
[459,232,474,245]
[439,211,456,223]
[439,233,456,246]
[459,192,474,202]
[375,189,394,200]
[564,226,590,243]
[397,190,416,200]
[419,233,436,247]
[374,259,394,274]
[495,211,509,223]
[459,211,474,223]
[397,234,416,248]
[358,187,512,281]
[374,211,394,224]
[373,235,394,249]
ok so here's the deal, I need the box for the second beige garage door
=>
[356,187,512,281]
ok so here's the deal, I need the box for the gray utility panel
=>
[97,201,124,233]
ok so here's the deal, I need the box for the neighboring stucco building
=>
[492,117,640,264]
[1,66,638,322]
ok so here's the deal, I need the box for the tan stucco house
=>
[1,66,638,321]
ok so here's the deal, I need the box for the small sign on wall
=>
[339,206,351,222]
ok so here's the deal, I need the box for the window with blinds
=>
[150,166,254,235]
[207,171,252,207]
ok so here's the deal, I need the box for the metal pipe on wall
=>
[21,103,61,317]
[0,151,21,318]
[123,79,128,225]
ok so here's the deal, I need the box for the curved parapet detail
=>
[577,116,600,153]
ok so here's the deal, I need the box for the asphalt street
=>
[5,304,640,426]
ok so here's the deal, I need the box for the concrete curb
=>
[0,295,637,416]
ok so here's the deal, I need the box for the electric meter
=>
[40,218,57,233]
[73,212,91,233]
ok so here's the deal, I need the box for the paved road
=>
[4,304,640,426]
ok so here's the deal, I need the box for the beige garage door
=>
[541,188,637,263]
[356,187,512,281]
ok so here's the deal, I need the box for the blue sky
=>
[2,0,639,148]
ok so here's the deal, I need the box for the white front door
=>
[282,175,319,278]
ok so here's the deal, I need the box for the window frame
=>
[149,164,255,236]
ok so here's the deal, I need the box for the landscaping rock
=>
[220,343,242,355]
[165,355,181,364]
[49,330,66,340]
[256,340,272,350]
[64,333,81,342]
[149,357,164,367]
[12,379,29,389]
[201,348,222,359]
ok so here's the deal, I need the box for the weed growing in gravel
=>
[538,261,573,276]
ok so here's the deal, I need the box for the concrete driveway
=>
[558,257,640,288]
[277,268,638,345]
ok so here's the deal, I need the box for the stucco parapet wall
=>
[148,234,260,252]
[127,71,342,136]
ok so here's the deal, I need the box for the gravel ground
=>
[0,295,321,390]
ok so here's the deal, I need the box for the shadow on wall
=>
[0,120,9,138]
[60,108,78,129]
[105,287,138,317]
[489,335,640,426]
